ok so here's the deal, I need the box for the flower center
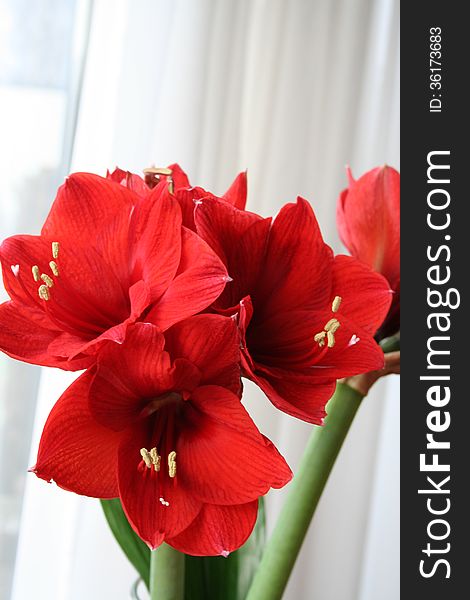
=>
[27,241,119,335]
[314,296,342,348]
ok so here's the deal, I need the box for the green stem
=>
[150,544,185,600]
[380,332,400,353]
[246,383,364,600]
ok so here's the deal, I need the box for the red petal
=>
[194,198,271,309]
[129,190,182,303]
[167,163,191,189]
[165,314,241,394]
[42,173,136,284]
[173,188,205,230]
[89,323,181,430]
[332,254,392,335]
[0,301,91,370]
[246,363,334,425]
[168,501,258,556]
[246,309,325,369]
[177,386,292,505]
[195,197,263,265]
[222,171,248,210]
[255,198,334,319]
[34,372,122,498]
[337,166,400,287]
[118,420,201,549]
[107,168,149,198]
[146,228,228,331]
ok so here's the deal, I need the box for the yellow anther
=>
[324,318,340,334]
[143,167,173,176]
[327,331,336,348]
[49,261,59,276]
[140,448,152,468]
[38,285,50,301]
[315,318,341,349]
[168,451,177,478]
[168,177,174,194]
[32,265,40,282]
[52,242,59,259]
[332,296,342,313]
[150,448,161,472]
[41,274,54,288]
[140,447,162,471]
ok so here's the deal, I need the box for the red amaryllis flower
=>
[33,316,291,554]
[0,173,228,370]
[107,163,247,230]
[195,197,392,424]
[337,166,400,340]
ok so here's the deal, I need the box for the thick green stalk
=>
[246,383,364,600]
[150,544,185,600]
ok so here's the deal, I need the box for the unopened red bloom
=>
[195,197,392,424]
[337,166,400,339]
[0,173,228,369]
[33,316,291,553]
[107,163,247,230]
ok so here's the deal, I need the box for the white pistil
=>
[49,261,59,276]
[38,285,50,301]
[32,265,40,282]
[41,273,54,288]
[332,296,342,312]
[52,242,59,259]
[348,334,360,347]
[168,451,177,478]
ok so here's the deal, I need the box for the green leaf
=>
[101,498,150,589]
[184,498,266,600]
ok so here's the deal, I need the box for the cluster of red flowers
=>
[0,164,398,555]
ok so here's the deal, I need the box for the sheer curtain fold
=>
[11,1,399,598]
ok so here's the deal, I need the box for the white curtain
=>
[10,1,400,598]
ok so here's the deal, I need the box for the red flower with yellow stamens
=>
[0,172,228,369]
[33,316,291,553]
[195,197,392,424]
[337,165,400,340]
